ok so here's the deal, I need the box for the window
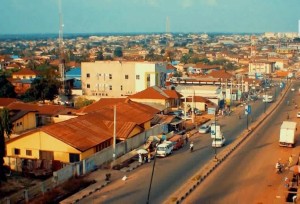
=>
[69,153,80,163]
[87,84,90,88]
[121,85,123,91]
[86,73,90,78]
[20,122,22,126]
[109,74,112,79]
[14,148,20,155]
[125,75,129,79]
[26,150,32,156]
[136,75,140,80]
[109,85,112,90]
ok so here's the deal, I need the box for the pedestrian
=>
[293,195,297,203]
[148,151,151,163]
[284,177,290,188]
[289,155,294,167]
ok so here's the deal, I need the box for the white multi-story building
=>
[81,61,167,97]
[248,61,276,78]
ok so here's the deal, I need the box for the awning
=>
[170,120,184,126]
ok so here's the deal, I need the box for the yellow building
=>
[6,99,158,167]
[10,110,37,134]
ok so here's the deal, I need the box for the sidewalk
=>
[60,163,141,204]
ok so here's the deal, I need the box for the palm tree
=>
[0,108,12,184]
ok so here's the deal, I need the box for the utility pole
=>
[113,105,117,160]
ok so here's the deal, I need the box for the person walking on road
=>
[289,155,293,167]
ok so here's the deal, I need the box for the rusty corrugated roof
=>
[42,112,112,152]
[129,86,169,100]
[7,102,71,116]
[0,98,19,107]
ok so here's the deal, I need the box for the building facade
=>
[81,61,167,97]
[248,61,275,77]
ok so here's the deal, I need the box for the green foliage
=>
[173,71,183,77]
[114,47,123,57]
[22,77,60,102]
[105,55,113,60]
[180,54,191,64]
[74,97,95,109]
[0,108,12,183]
[199,58,210,64]
[96,51,104,60]
[0,108,12,139]
[0,75,17,98]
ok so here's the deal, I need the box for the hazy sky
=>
[0,0,299,34]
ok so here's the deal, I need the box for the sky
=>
[0,0,300,34]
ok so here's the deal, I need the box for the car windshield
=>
[213,138,222,141]
[200,126,207,129]
[157,147,166,151]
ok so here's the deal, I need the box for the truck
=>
[211,125,222,139]
[279,121,297,147]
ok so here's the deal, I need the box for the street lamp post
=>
[146,144,158,204]
[263,88,266,113]
[214,110,217,161]
[246,107,249,130]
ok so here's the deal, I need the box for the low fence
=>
[1,123,167,203]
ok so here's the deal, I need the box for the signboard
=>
[245,105,251,115]
[208,107,216,115]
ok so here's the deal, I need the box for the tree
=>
[0,108,12,184]
[180,54,191,64]
[114,47,123,58]
[0,75,17,98]
[96,51,104,61]
[74,97,95,109]
[22,77,60,102]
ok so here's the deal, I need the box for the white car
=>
[291,88,295,92]
[199,124,211,134]
[262,95,273,103]
[212,137,226,147]
[297,112,300,118]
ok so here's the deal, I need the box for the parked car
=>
[291,87,295,92]
[168,135,184,150]
[194,109,202,116]
[199,124,211,134]
[212,137,226,147]
[168,110,183,117]
[297,112,300,118]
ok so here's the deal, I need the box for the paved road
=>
[185,81,300,204]
[78,84,285,204]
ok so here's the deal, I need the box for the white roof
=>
[281,121,297,129]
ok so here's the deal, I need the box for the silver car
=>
[199,124,211,134]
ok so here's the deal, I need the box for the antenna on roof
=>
[58,0,66,95]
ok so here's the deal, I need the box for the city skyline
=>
[0,0,300,35]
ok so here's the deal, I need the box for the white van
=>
[156,141,173,157]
